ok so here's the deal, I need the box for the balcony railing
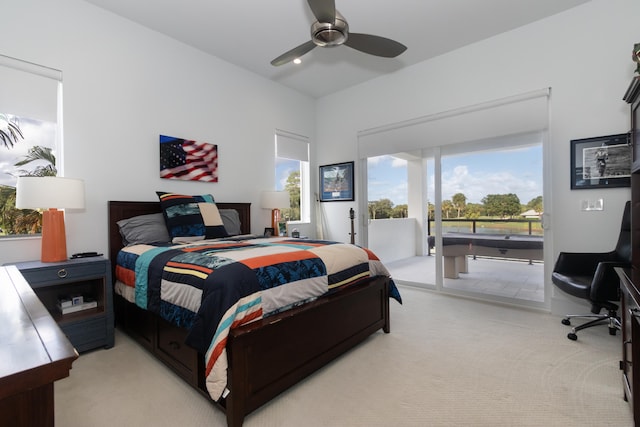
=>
[427,217,542,236]
[427,218,543,258]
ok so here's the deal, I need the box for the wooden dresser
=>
[0,265,78,427]
[617,267,640,424]
[620,76,640,424]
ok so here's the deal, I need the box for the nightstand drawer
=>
[19,261,106,286]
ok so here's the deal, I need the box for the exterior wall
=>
[368,218,417,264]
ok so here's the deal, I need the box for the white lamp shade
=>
[260,191,290,209]
[16,176,85,210]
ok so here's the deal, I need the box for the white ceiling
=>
[83,0,591,98]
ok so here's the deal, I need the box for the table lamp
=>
[16,176,85,262]
[260,191,290,234]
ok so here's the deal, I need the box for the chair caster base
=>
[561,318,571,326]
[567,332,578,340]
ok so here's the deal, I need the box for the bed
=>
[108,199,399,427]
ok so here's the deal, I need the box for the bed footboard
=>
[114,275,390,427]
[224,275,390,427]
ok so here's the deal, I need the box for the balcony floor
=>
[385,255,544,303]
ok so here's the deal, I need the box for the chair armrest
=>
[592,260,630,285]
[553,251,616,276]
[591,260,629,303]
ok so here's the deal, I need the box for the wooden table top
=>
[0,265,78,400]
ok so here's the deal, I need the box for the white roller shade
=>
[0,55,61,123]
[276,130,309,161]
[440,130,544,157]
[358,88,550,158]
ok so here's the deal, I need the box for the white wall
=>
[315,0,638,313]
[0,0,315,264]
[1,0,637,315]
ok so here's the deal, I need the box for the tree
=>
[441,200,454,219]
[281,170,300,221]
[0,185,17,234]
[0,114,23,149]
[427,202,435,220]
[526,196,543,213]
[368,201,377,220]
[0,145,59,234]
[391,204,408,218]
[464,203,483,219]
[368,199,394,219]
[0,117,28,234]
[13,146,57,177]
[0,115,54,233]
[451,193,466,218]
[482,193,521,218]
[12,208,41,234]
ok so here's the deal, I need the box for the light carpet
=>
[55,286,633,426]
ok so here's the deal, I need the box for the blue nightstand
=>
[11,256,114,352]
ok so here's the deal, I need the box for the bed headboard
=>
[108,201,251,280]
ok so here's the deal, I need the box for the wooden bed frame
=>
[108,201,391,427]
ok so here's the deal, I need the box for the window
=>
[0,55,62,236]
[275,131,310,223]
[367,154,409,219]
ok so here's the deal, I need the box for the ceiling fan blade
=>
[307,0,336,23]
[271,40,317,66]
[344,33,407,58]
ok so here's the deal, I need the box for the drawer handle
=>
[168,341,180,350]
[57,268,68,278]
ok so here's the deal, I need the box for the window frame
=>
[275,131,310,224]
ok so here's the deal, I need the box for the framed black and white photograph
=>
[570,133,631,189]
[263,227,274,237]
[319,161,354,202]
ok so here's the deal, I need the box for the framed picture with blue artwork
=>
[319,161,354,202]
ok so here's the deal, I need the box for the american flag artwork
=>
[160,134,219,182]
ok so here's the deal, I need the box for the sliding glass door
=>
[358,89,550,308]
[438,142,544,304]
[365,136,545,307]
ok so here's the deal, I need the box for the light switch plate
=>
[581,198,603,211]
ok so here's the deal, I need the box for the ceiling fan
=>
[271,0,407,66]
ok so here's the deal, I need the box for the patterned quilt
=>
[115,236,401,400]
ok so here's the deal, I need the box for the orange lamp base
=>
[41,208,68,263]
[271,208,281,236]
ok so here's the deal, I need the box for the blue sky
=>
[275,158,298,191]
[368,145,543,206]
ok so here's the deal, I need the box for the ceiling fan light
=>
[311,19,349,47]
[293,58,302,64]
[315,29,346,46]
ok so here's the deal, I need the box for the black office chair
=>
[551,201,631,340]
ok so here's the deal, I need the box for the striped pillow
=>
[156,192,229,241]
